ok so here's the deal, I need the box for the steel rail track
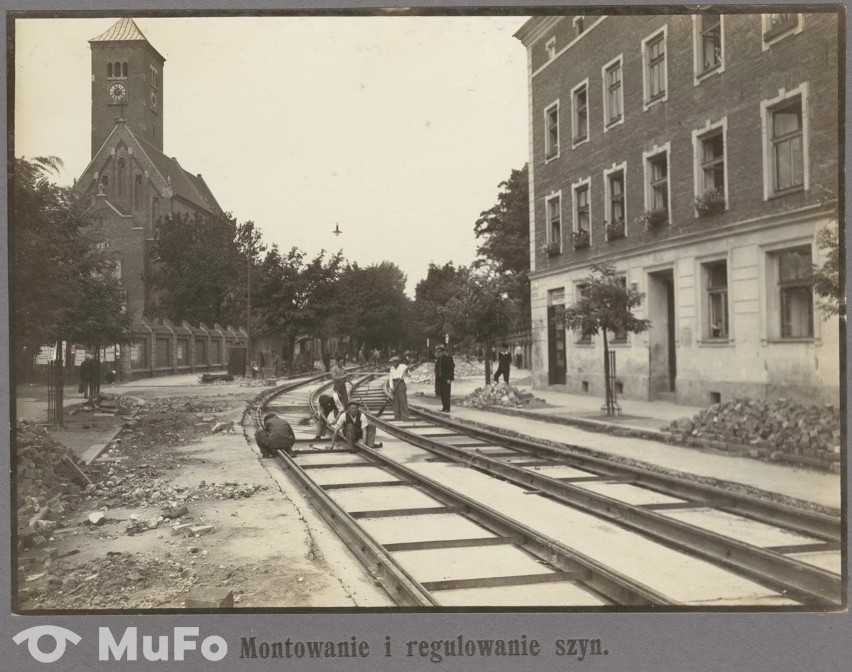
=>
[256,374,675,607]
[350,386,841,608]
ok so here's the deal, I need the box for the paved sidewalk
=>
[408,376,841,511]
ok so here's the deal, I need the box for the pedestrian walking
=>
[331,400,381,450]
[330,355,350,407]
[494,344,512,384]
[358,346,366,365]
[514,343,523,369]
[388,356,410,420]
[434,344,455,413]
[255,413,296,457]
[80,354,100,399]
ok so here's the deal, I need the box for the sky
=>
[14,14,531,296]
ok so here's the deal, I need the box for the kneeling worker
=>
[332,400,382,450]
[255,413,295,457]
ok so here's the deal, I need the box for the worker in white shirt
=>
[388,355,410,420]
[330,400,381,450]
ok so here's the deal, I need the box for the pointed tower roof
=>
[89,18,165,61]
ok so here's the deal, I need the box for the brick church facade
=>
[74,18,245,378]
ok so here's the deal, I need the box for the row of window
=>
[543,84,807,253]
[105,62,160,89]
[543,13,803,159]
[99,160,145,210]
[549,246,815,344]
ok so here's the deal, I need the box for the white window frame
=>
[641,26,668,109]
[760,83,809,200]
[760,239,818,342]
[545,191,563,253]
[571,79,590,148]
[695,254,733,343]
[544,100,560,163]
[691,117,729,217]
[761,13,803,50]
[642,142,672,223]
[601,54,624,132]
[573,281,592,344]
[603,161,628,239]
[546,36,557,61]
[609,273,631,344]
[573,16,586,37]
[692,14,725,84]
[571,177,592,246]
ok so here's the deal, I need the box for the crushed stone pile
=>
[73,393,142,417]
[411,357,486,384]
[459,381,548,409]
[664,398,841,468]
[83,473,265,509]
[20,551,200,609]
[16,421,90,541]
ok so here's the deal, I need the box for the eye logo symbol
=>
[13,625,82,663]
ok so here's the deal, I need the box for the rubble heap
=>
[459,381,547,409]
[664,398,841,471]
[411,357,485,384]
[16,421,90,543]
[20,552,200,610]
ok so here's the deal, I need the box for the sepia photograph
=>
[3,2,848,670]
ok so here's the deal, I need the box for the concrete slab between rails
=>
[405,401,841,511]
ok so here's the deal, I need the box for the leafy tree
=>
[147,211,245,326]
[252,246,344,365]
[412,262,470,346]
[562,262,651,415]
[473,164,530,330]
[812,225,844,319]
[12,156,132,360]
[444,269,516,384]
[337,262,411,353]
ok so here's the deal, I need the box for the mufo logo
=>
[13,625,82,663]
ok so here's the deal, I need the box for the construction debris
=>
[459,381,548,409]
[664,398,841,471]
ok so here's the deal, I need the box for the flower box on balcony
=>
[543,241,561,256]
[605,219,625,240]
[694,188,727,216]
[572,229,590,249]
[636,208,669,229]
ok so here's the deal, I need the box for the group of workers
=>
[254,345,460,458]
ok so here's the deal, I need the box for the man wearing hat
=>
[255,413,296,457]
[331,400,381,450]
[388,355,410,420]
[330,355,350,407]
[434,344,455,413]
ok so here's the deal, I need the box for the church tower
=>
[89,18,165,157]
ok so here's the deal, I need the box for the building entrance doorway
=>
[647,269,676,398]
[547,299,566,385]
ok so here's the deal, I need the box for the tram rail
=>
[249,370,842,608]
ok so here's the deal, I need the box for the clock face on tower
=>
[108,82,127,104]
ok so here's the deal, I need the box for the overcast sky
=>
[14,15,530,296]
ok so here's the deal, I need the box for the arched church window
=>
[134,175,142,209]
[122,62,128,77]
[107,63,113,77]
[117,159,125,195]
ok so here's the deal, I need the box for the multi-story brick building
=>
[515,12,841,406]
[71,18,243,378]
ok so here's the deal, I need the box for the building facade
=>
[72,18,243,378]
[515,13,840,406]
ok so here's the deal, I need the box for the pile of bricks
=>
[459,381,547,409]
[664,399,841,472]
[15,421,91,549]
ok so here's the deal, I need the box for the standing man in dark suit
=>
[434,344,455,413]
[494,344,512,384]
